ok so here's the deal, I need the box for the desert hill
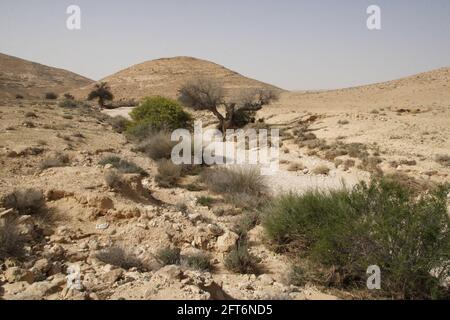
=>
[73,56,282,101]
[0,53,93,99]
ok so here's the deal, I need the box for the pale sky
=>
[1,0,449,90]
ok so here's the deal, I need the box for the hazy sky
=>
[1,0,449,90]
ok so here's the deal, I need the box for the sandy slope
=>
[0,53,93,99]
[72,56,282,101]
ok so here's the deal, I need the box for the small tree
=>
[87,82,114,108]
[178,78,279,133]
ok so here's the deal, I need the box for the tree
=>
[87,82,114,108]
[178,78,279,133]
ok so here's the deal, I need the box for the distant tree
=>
[178,78,279,133]
[87,82,114,108]
[15,94,24,100]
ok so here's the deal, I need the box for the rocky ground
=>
[1,73,449,300]
[0,99,341,300]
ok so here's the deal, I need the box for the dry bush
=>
[104,170,124,189]
[96,246,148,271]
[287,162,305,172]
[201,166,266,196]
[107,116,129,133]
[435,154,450,167]
[233,212,260,238]
[25,112,37,118]
[2,189,45,214]
[155,159,182,188]
[200,166,268,208]
[186,252,211,271]
[224,242,258,274]
[196,196,215,207]
[99,155,147,176]
[337,119,349,125]
[311,165,330,175]
[137,131,176,160]
[40,152,70,170]
[22,121,35,128]
[343,159,356,170]
[156,247,181,266]
[0,218,27,259]
[45,92,58,100]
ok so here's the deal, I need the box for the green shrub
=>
[155,159,182,188]
[156,247,181,266]
[196,196,215,207]
[262,180,450,299]
[224,242,258,274]
[231,108,256,128]
[128,96,192,134]
[186,252,211,271]
[99,155,147,176]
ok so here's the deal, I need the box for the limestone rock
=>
[216,231,239,252]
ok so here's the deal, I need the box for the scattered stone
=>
[5,267,35,284]
[96,223,110,230]
[216,231,239,253]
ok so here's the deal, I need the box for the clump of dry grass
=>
[186,252,211,271]
[201,166,266,196]
[200,166,268,209]
[104,170,124,189]
[107,116,129,133]
[311,165,330,175]
[2,188,45,214]
[40,152,70,170]
[224,242,258,274]
[287,162,305,172]
[137,131,176,160]
[155,159,182,188]
[0,218,27,259]
[435,154,450,167]
[96,245,149,271]
[155,247,181,266]
[99,155,147,176]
